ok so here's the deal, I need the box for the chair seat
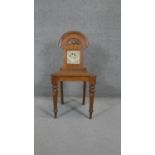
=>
[52,70,95,77]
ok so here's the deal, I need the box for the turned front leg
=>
[89,84,95,119]
[52,84,58,118]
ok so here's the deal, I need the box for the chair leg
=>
[89,84,95,119]
[52,83,58,118]
[82,82,86,105]
[60,81,64,104]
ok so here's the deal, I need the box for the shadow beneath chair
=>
[58,98,89,119]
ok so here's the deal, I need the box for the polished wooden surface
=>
[60,81,64,105]
[51,31,96,119]
[82,81,86,105]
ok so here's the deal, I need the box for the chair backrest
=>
[59,31,89,71]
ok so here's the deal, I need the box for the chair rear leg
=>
[82,81,86,105]
[60,81,64,104]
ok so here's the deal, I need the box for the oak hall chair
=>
[51,31,96,119]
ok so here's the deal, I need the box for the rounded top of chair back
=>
[59,31,89,49]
